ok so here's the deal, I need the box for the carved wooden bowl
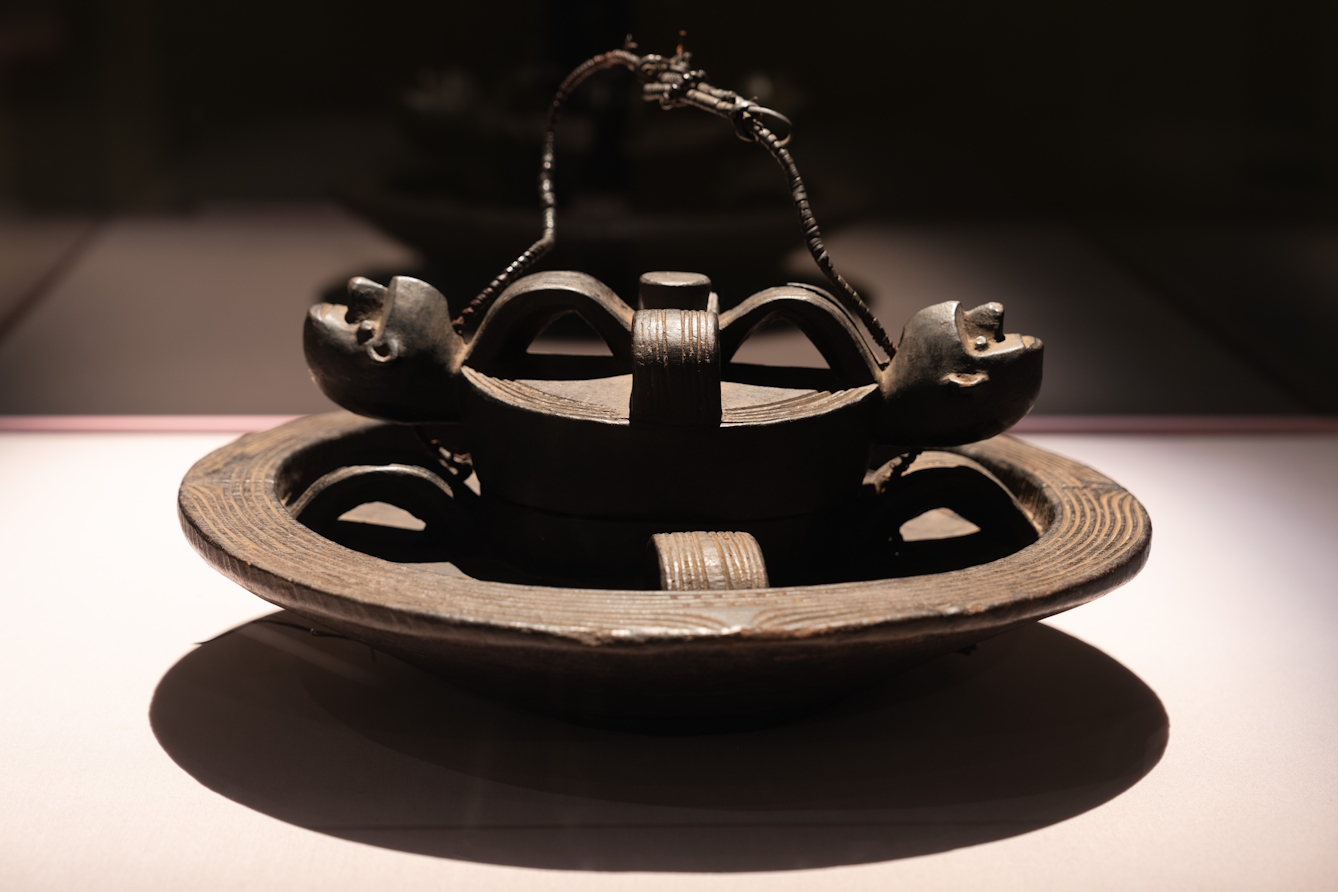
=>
[178,412,1150,726]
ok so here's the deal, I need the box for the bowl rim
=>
[178,411,1150,651]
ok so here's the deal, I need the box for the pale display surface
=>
[0,431,1334,890]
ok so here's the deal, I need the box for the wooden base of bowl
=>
[178,413,1150,725]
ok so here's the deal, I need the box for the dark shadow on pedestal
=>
[150,612,1167,872]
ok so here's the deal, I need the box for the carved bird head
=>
[877,301,1043,446]
[304,276,465,422]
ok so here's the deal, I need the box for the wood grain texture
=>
[653,531,770,591]
[178,412,1151,720]
[629,308,722,426]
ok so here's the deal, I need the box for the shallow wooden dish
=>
[178,412,1150,725]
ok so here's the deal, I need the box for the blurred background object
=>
[0,0,1335,416]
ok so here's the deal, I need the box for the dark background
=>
[1,0,1336,416]
[3,0,1335,219]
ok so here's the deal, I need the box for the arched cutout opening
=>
[463,271,634,377]
[719,287,881,388]
[729,316,832,370]
[337,502,427,532]
[899,508,981,542]
[526,311,616,357]
[290,464,468,564]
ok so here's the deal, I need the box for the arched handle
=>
[452,42,895,358]
[719,285,882,387]
[463,271,635,376]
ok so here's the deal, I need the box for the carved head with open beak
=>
[304,276,465,422]
[878,301,1044,446]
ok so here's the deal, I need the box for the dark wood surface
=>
[178,411,1150,721]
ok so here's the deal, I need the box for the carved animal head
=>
[304,276,465,422]
[877,301,1043,446]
